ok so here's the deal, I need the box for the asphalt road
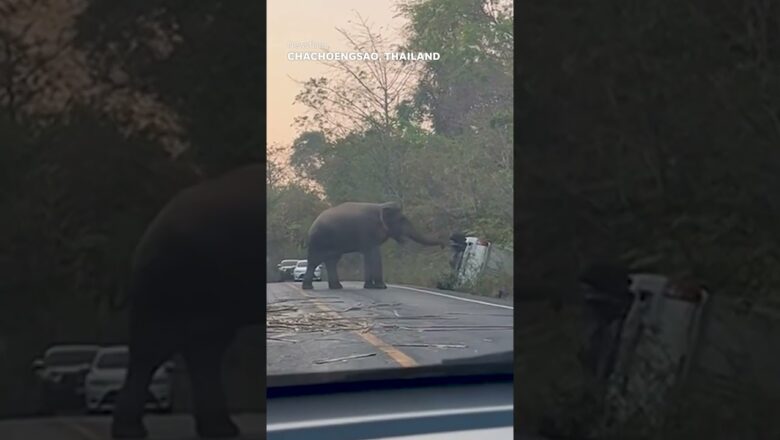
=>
[267,281,514,374]
[0,413,264,440]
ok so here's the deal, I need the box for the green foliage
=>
[518,0,780,299]
[266,182,329,276]
[76,0,264,174]
[398,0,513,136]
[289,132,329,180]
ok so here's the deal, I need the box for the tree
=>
[399,0,513,136]
[289,131,329,181]
[0,0,187,155]
[293,12,422,140]
[76,0,264,173]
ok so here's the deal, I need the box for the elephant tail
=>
[108,265,136,311]
[108,284,131,310]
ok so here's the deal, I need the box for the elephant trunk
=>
[405,223,447,247]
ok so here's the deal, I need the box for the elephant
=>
[301,202,449,290]
[111,164,264,439]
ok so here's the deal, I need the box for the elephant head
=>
[380,202,447,248]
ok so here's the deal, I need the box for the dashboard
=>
[267,361,514,440]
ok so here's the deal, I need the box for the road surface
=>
[268,281,514,374]
[0,413,264,440]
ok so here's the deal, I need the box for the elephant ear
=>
[380,202,403,232]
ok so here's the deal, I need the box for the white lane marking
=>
[267,404,514,431]
[390,285,514,310]
[379,427,514,440]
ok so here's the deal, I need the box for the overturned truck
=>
[445,234,513,297]
[580,273,780,438]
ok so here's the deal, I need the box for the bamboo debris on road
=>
[313,353,377,364]
[267,302,372,336]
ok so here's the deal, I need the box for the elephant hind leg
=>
[112,325,176,439]
[363,247,386,289]
[301,252,324,290]
[182,329,239,439]
[324,256,342,290]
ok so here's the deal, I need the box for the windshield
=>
[281,260,297,266]
[264,1,515,382]
[45,350,96,366]
[96,351,129,369]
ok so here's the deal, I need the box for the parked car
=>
[32,344,100,413]
[84,345,174,414]
[293,260,322,281]
[277,259,300,281]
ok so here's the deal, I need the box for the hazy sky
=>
[267,1,406,148]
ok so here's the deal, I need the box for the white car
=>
[293,260,322,281]
[32,344,99,413]
[84,346,173,413]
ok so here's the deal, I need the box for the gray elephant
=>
[301,202,448,290]
[111,165,264,439]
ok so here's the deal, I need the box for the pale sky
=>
[267,1,407,149]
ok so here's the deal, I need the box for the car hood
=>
[41,364,91,376]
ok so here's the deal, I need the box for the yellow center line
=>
[286,283,418,368]
[57,417,102,440]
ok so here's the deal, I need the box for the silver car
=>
[277,259,300,281]
[293,260,322,281]
[84,346,173,413]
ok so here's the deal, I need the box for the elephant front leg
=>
[363,247,387,289]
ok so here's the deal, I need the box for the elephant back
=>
[308,202,386,250]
